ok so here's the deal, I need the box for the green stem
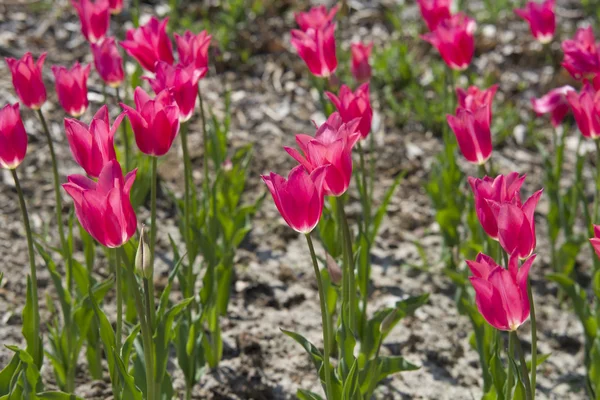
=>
[11,168,41,367]
[115,248,123,351]
[506,331,515,400]
[143,278,154,330]
[305,234,334,400]
[594,140,600,223]
[198,84,209,202]
[337,197,357,332]
[116,87,131,172]
[133,0,140,26]
[179,122,194,293]
[148,156,158,324]
[513,331,533,400]
[478,163,488,177]
[356,140,371,336]
[527,280,537,398]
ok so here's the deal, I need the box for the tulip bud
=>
[380,308,398,333]
[135,226,152,279]
[325,253,342,285]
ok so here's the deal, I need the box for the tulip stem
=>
[513,331,533,400]
[115,248,123,352]
[11,168,41,367]
[356,140,371,335]
[148,156,158,325]
[506,331,515,400]
[116,87,131,172]
[527,280,537,398]
[337,197,357,333]
[179,122,194,291]
[198,84,209,203]
[305,233,334,400]
[594,140,600,224]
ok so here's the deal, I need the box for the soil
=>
[0,0,595,399]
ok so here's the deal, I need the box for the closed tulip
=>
[174,30,212,78]
[447,107,492,165]
[71,0,110,43]
[350,42,373,83]
[417,0,452,31]
[531,86,575,127]
[326,83,372,139]
[285,113,361,196]
[63,160,137,248]
[261,164,328,233]
[589,225,600,259]
[144,61,203,122]
[121,16,174,72]
[52,62,91,117]
[0,103,28,170]
[5,52,47,110]
[561,27,600,80]
[514,0,556,44]
[422,13,476,71]
[295,4,339,32]
[456,84,498,121]
[121,87,180,156]
[108,0,123,14]
[64,105,124,178]
[566,84,600,139]
[488,189,543,259]
[467,252,536,331]
[468,173,526,240]
[91,37,125,88]
[291,23,337,78]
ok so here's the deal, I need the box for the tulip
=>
[0,103,28,170]
[5,52,47,110]
[290,23,337,77]
[295,4,339,32]
[467,252,535,331]
[174,30,212,77]
[108,0,123,14]
[590,225,600,260]
[63,160,137,248]
[446,107,492,165]
[261,164,328,233]
[468,173,526,240]
[64,105,124,178]
[52,62,91,117]
[561,27,600,80]
[456,84,498,121]
[284,112,361,196]
[514,0,556,44]
[121,87,180,156]
[144,61,203,122]
[417,0,452,31]
[421,13,476,71]
[488,189,543,259]
[71,0,110,43]
[566,84,600,139]
[91,37,125,87]
[326,83,372,139]
[531,86,575,127]
[121,16,174,72]
[350,42,373,83]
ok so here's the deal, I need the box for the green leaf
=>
[547,273,597,339]
[370,171,406,243]
[0,353,20,395]
[297,389,323,400]
[526,353,551,371]
[341,359,358,400]
[21,276,43,369]
[37,392,84,400]
[88,286,117,393]
[113,349,143,400]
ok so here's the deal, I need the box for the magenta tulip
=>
[456,84,498,121]
[447,107,492,165]
[121,16,174,72]
[422,13,476,71]
[590,225,600,260]
[417,0,452,31]
[0,103,28,170]
[262,164,328,233]
[64,105,124,178]
[514,0,556,44]
[531,86,575,127]
[468,252,535,331]
[71,0,110,43]
[326,83,372,139]
[121,87,180,156]
[52,62,91,117]
[290,23,337,78]
[174,30,212,78]
[91,37,125,88]
[108,0,123,14]
[295,4,339,32]
[566,84,600,139]
[561,27,600,80]
[350,42,373,83]
[5,52,47,110]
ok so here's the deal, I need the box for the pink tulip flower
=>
[144,61,203,122]
[262,164,328,233]
[422,13,476,71]
[514,0,556,44]
[63,160,137,248]
[121,87,180,156]
[291,23,337,77]
[417,0,452,31]
[456,84,498,121]
[5,52,47,110]
[295,4,339,32]
[284,113,361,197]
[488,189,543,259]
[64,105,124,178]
[531,86,575,127]
[174,30,212,78]
[468,173,526,240]
[71,0,110,43]
[467,252,536,331]
[447,107,492,165]
[326,83,372,139]
[350,42,373,83]
[108,0,123,14]
[561,27,600,80]
[0,103,28,170]
[566,84,600,139]
[121,16,174,72]
[590,225,600,259]
[91,37,125,88]
[52,62,91,117]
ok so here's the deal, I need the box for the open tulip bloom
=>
[71,0,110,43]
[91,37,125,88]
[121,16,174,72]
[531,85,575,127]
[294,4,339,32]
[421,13,476,71]
[566,84,600,139]
[52,62,91,117]
[290,23,338,78]
[174,30,212,77]
[327,83,373,139]
[0,103,28,170]
[447,106,492,165]
[456,84,498,121]
[64,105,124,178]
[561,27,600,80]
[5,52,47,110]
[467,252,536,331]
[417,0,452,31]
[514,0,556,44]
